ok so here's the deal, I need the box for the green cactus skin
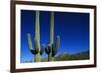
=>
[35,11,40,51]
[50,12,54,45]
[49,12,54,61]
[45,12,60,61]
[27,11,45,62]
[52,36,60,57]
[27,33,33,50]
[35,11,40,62]
[40,44,45,55]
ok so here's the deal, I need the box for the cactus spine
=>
[45,12,60,61]
[27,11,44,62]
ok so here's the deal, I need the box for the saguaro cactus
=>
[27,11,45,62]
[45,12,60,61]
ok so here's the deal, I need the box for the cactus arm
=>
[45,44,54,61]
[45,48,49,54]
[27,35,40,62]
[27,33,38,54]
[55,36,60,50]
[30,50,38,54]
[27,33,33,50]
[45,44,51,54]
[52,36,60,56]
[40,44,45,55]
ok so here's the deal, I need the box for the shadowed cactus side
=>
[45,36,60,61]
[27,11,45,62]
[45,12,60,61]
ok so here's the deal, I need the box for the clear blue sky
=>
[21,10,89,63]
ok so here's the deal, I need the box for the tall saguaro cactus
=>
[27,11,44,62]
[34,11,40,62]
[45,12,60,61]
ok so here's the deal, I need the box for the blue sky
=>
[21,10,89,63]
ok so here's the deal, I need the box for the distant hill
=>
[23,50,89,63]
[41,50,89,62]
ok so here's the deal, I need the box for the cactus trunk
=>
[48,53,54,61]
[47,12,60,61]
[50,12,54,45]
[35,11,40,62]
[35,53,40,62]
[49,12,54,61]
[35,11,40,51]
